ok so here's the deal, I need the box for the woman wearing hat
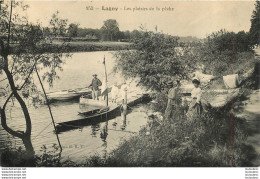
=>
[186,79,202,120]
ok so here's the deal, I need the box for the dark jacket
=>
[89,78,102,91]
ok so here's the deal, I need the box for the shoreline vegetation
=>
[1,1,260,168]
[8,40,133,54]
[1,47,259,167]
[53,41,132,53]
[1,65,259,167]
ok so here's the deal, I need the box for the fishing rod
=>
[34,64,63,155]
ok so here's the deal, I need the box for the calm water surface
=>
[0,51,150,163]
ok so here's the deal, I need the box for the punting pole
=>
[103,55,109,107]
[34,64,62,154]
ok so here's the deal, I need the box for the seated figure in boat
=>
[111,82,119,103]
[88,74,102,100]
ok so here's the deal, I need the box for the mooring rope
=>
[32,121,52,141]
[34,64,62,154]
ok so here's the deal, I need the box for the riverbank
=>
[50,41,132,53]
[1,82,258,167]
[8,41,132,54]
[1,48,259,167]
[79,59,260,167]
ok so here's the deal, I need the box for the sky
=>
[18,1,256,38]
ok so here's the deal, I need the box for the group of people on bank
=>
[89,73,203,120]
[165,78,202,121]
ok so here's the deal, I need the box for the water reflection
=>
[0,51,151,163]
[120,112,127,130]
[100,120,108,141]
[91,123,101,137]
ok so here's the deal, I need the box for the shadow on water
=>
[56,97,151,134]
[56,108,122,133]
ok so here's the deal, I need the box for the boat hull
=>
[46,88,91,102]
[56,93,150,131]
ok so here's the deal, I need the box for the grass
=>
[53,40,132,53]
[79,61,259,167]
[83,91,256,167]
[8,40,132,54]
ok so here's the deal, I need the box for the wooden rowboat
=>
[46,87,92,102]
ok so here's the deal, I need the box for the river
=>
[0,51,150,163]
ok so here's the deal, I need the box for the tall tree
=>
[49,11,68,36]
[101,19,119,41]
[68,23,79,37]
[113,30,196,91]
[250,1,260,46]
[0,1,69,160]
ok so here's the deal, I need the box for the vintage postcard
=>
[0,0,259,177]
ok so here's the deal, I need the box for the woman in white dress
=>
[186,79,203,121]
[120,81,127,104]
[111,82,119,103]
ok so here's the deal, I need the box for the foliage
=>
[250,1,260,46]
[65,92,255,167]
[34,144,62,167]
[51,41,131,53]
[49,11,68,37]
[206,30,252,53]
[113,29,254,89]
[0,147,35,167]
[1,144,78,167]
[76,27,142,42]
[0,1,70,156]
[77,28,101,39]
[92,95,255,167]
[113,31,197,91]
[191,30,254,76]
[68,23,79,37]
[100,19,120,41]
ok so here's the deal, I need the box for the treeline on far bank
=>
[7,29,255,54]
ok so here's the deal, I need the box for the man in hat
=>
[89,74,102,100]
[164,80,182,120]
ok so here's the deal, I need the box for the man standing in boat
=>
[89,74,102,100]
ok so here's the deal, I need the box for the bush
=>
[1,147,35,167]
[192,30,254,76]
[113,31,197,91]
[93,92,256,167]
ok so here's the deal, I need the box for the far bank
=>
[51,41,132,53]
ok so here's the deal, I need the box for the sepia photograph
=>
[0,0,260,170]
